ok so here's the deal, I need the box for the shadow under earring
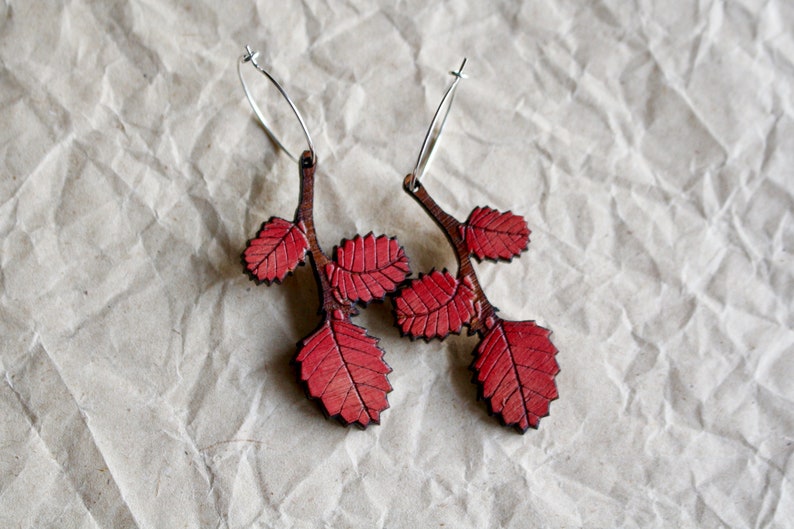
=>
[238,46,411,428]
[393,59,559,433]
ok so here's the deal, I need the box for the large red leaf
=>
[295,316,391,427]
[326,234,410,304]
[473,320,558,432]
[461,206,530,261]
[394,270,476,340]
[243,217,309,283]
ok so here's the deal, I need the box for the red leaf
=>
[295,316,391,427]
[326,234,411,304]
[461,206,530,261]
[243,217,309,284]
[473,320,558,432]
[394,270,476,340]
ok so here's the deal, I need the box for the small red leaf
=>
[473,320,558,432]
[295,316,392,427]
[462,206,530,261]
[326,234,411,304]
[243,217,309,283]
[394,270,476,340]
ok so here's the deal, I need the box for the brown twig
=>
[403,175,497,334]
[297,151,355,318]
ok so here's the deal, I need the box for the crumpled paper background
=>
[1,1,792,527]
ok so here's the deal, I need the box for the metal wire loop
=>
[238,46,315,165]
[409,58,468,190]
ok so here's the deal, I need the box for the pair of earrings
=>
[238,47,558,433]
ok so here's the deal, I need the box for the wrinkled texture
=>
[1,1,793,528]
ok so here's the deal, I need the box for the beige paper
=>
[1,1,792,527]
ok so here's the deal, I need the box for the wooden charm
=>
[244,152,411,427]
[394,176,558,433]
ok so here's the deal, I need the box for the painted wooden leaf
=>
[295,316,391,427]
[394,270,476,340]
[461,206,530,261]
[326,234,411,304]
[472,320,558,432]
[243,217,309,283]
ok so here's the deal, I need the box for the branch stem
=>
[403,175,497,334]
[297,152,354,317]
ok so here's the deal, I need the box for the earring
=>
[393,59,559,433]
[238,47,411,428]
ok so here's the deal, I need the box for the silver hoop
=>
[408,58,468,190]
[238,46,315,165]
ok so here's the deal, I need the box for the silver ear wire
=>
[238,46,316,165]
[408,58,468,190]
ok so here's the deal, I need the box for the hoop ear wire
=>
[408,58,468,190]
[238,46,316,165]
